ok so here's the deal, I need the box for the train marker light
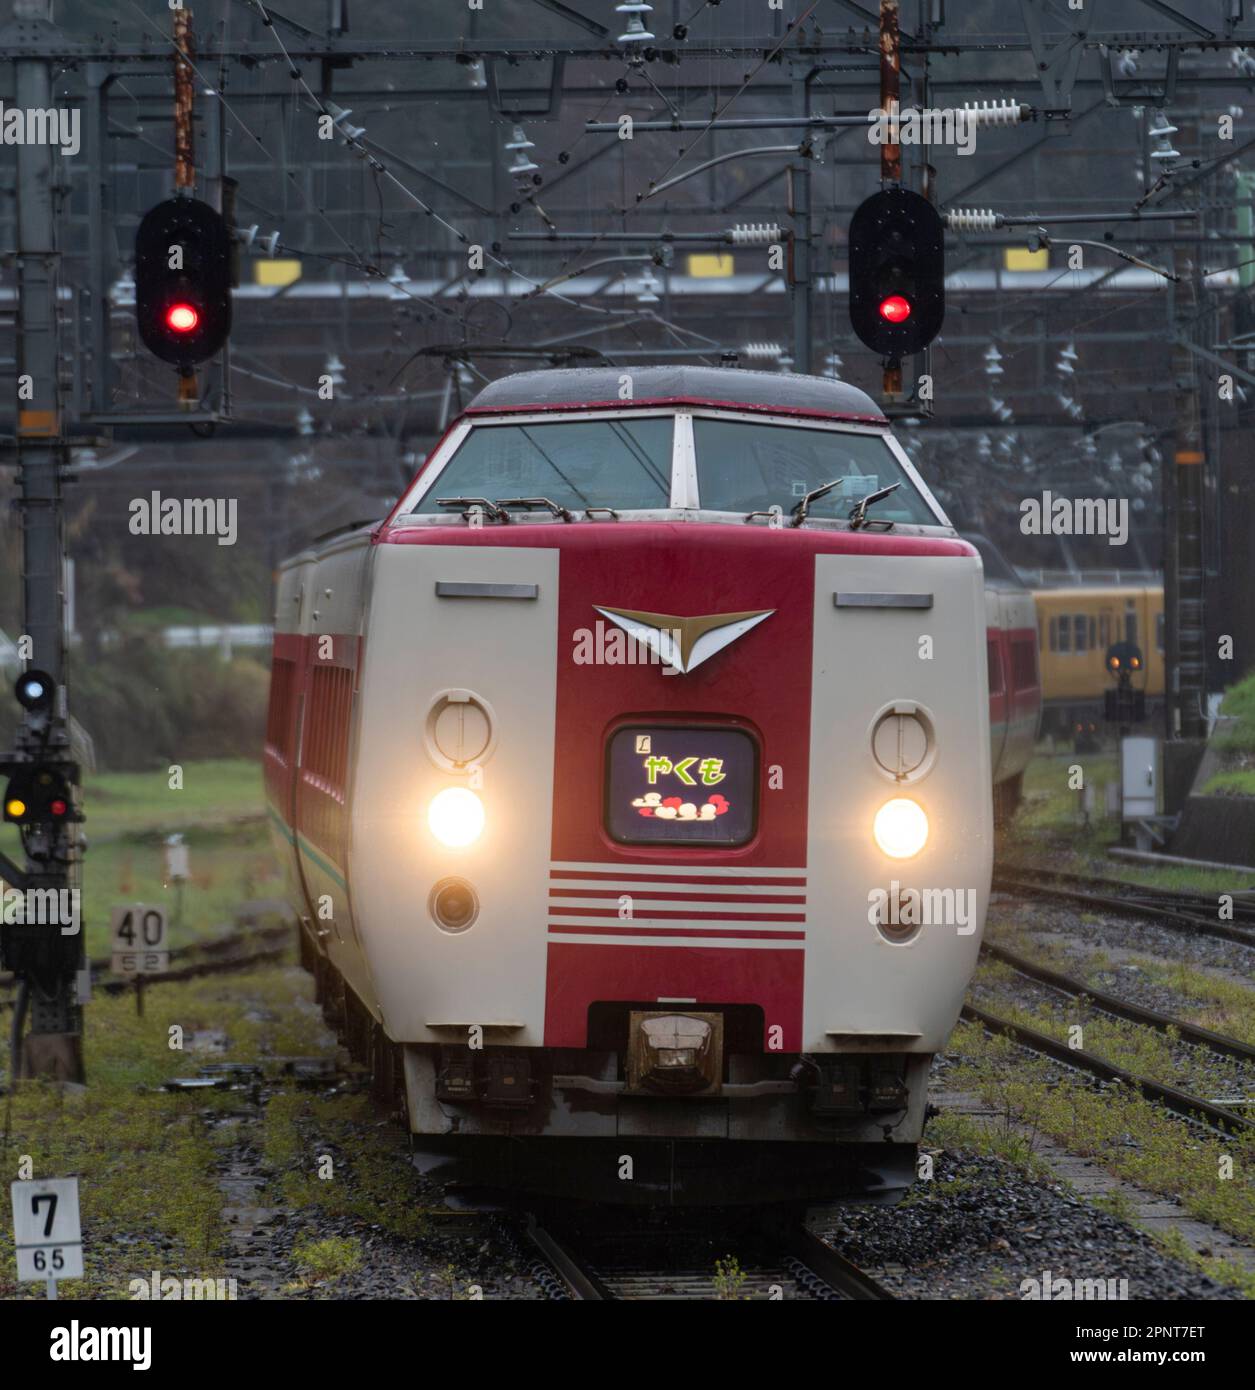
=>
[873,797,929,859]
[878,294,912,323]
[15,669,55,712]
[428,787,485,848]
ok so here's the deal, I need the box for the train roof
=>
[1031,584,1163,601]
[463,366,888,424]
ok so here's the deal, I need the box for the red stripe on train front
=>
[543,943,804,1049]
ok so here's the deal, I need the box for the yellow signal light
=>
[6,798,27,818]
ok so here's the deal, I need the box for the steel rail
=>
[991,870,1255,949]
[962,1003,1253,1136]
[983,941,1255,1063]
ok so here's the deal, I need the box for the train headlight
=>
[873,797,929,859]
[427,787,485,848]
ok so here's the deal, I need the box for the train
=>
[1032,584,1164,740]
[264,366,1040,1206]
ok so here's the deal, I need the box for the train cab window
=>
[691,417,938,524]
[410,416,674,513]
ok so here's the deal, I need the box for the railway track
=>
[962,1003,1253,1136]
[992,864,1255,948]
[523,1215,896,1301]
[982,940,1255,1064]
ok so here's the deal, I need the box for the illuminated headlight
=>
[427,787,485,848]
[873,797,929,859]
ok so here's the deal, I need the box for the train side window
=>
[1011,639,1037,691]
[266,658,296,761]
[1073,614,1088,653]
[1056,615,1071,653]
[1125,602,1138,645]
[1099,613,1111,648]
[1156,611,1165,653]
[987,638,1005,695]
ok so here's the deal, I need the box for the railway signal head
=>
[134,196,233,368]
[3,765,75,825]
[848,187,945,359]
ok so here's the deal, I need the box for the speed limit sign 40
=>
[111,903,169,974]
[11,1177,83,1283]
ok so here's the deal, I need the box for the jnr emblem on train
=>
[592,606,775,674]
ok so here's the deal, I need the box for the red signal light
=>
[166,302,199,333]
[878,294,912,324]
[49,798,67,818]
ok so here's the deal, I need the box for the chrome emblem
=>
[593,605,775,674]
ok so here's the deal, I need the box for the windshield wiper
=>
[848,481,900,530]
[789,476,847,528]
[435,497,510,523]
[496,496,575,522]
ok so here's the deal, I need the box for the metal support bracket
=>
[1018,0,1094,107]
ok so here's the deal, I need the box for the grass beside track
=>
[989,924,1255,1048]
[943,1020,1255,1295]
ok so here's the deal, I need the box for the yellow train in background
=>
[1032,585,1164,737]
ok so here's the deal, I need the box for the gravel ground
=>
[814,1149,1241,1301]
[990,891,1255,981]
[203,1091,545,1301]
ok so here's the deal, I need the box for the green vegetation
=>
[920,1110,1050,1177]
[0,760,275,955]
[290,1235,363,1286]
[988,926,1255,1048]
[1213,671,1255,756]
[1003,744,1240,891]
[71,644,268,771]
[0,960,330,1299]
[712,1255,749,1300]
[971,958,1254,1097]
[947,1021,1255,1254]
[261,1089,432,1242]
[82,759,265,837]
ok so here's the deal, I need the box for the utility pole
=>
[879,0,904,404]
[789,64,813,374]
[1165,118,1208,743]
[2,0,84,1082]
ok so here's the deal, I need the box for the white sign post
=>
[11,1176,83,1299]
[110,903,169,975]
[111,904,170,1015]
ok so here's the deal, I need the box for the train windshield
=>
[692,417,937,524]
[410,416,673,513]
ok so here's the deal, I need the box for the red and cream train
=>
[264,367,1039,1204]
